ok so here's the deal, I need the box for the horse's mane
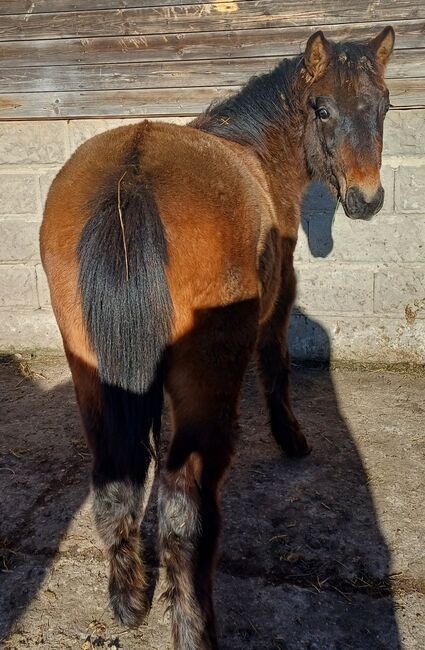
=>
[192,55,304,151]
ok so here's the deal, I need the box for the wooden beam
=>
[1,49,422,94]
[0,0,209,15]
[0,77,422,121]
[0,85,233,119]
[1,20,423,68]
[2,0,424,20]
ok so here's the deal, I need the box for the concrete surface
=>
[0,111,425,362]
[0,355,424,649]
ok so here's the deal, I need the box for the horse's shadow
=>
[0,183,401,648]
[216,182,400,649]
[216,341,400,650]
[0,361,90,638]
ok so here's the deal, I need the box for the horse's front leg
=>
[257,261,311,457]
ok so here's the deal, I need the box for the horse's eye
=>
[317,107,330,121]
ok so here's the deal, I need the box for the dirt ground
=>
[0,355,424,650]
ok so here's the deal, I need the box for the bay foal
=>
[40,28,394,649]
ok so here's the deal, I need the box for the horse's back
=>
[137,122,273,337]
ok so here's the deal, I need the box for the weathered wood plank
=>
[1,0,209,15]
[0,85,233,119]
[2,0,424,20]
[0,77,422,121]
[387,78,425,108]
[1,1,424,42]
[0,58,261,93]
[1,20,423,68]
[1,49,421,94]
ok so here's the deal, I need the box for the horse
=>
[40,26,394,650]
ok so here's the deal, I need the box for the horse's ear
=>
[304,31,331,79]
[369,26,395,68]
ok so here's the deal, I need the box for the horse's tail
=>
[77,168,172,479]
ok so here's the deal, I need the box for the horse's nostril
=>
[345,187,361,212]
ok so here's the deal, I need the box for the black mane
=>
[192,55,304,151]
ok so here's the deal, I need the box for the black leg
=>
[257,265,311,458]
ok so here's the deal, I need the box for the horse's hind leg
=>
[257,255,311,457]
[66,349,151,626]
[159,301,258,650]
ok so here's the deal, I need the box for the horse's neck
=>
[260,125,310,238]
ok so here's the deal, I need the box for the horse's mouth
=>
[340,200,375,221]
[340,186,384,221]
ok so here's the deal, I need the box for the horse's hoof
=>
[283,433,312,458]
[110,589,150,628]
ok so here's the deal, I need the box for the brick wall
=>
[0,111,424,363]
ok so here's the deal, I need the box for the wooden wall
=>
[0,0,424,119]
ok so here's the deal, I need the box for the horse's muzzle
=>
[342,185,384,220]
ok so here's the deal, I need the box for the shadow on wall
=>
[300,181,337,259]
[0,190,401,648]
[289,181,336,361]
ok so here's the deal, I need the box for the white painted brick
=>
[383,110,425,156]
[294,223,309,262]
[0,308,61,351]
[289,312,425,365]
[296,265,373,313]
[0,265,38,307]
[0,174,39,215]
[0,121,67,165]
[39,170,60,209]
[374,267,425,317]
[395,166,425,213]
[0,221,40,261]
[35,264,51,307]
[69,118,136,153]
[378,165,395,214]
[307,212,425,263]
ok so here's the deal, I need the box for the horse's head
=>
[302,27,394,220]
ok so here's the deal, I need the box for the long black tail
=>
[77,167,172,483]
